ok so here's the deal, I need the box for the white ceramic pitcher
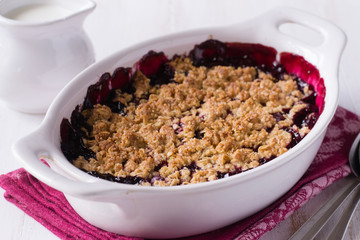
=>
[0,0,96,113]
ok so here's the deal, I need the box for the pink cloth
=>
[0,106,359,240]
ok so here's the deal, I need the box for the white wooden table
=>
[1,0,360,239]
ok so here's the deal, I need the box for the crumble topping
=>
[72,56,313,186]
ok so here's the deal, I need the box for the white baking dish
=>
[12,7,345,239]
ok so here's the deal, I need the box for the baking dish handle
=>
[12,128,124,200]
[257,7,346,65]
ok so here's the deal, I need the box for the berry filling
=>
[135,51,175,86]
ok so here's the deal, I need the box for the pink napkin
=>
[0,106,359,240]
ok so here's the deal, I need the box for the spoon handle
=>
[326,184,360,240]
[288,177,360,240]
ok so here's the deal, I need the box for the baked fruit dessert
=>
[60,39,324,186]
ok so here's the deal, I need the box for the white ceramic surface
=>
[4,4,72,22]
[0,0,96,113]
[12,7,345,239]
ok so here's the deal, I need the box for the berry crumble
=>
[60,39,323,186]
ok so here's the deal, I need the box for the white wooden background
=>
[1,0,360,239]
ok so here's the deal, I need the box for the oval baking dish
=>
[13,7,345,239]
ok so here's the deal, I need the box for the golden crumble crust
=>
[74,56,313,186]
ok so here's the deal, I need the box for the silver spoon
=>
[288,132,360,240]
